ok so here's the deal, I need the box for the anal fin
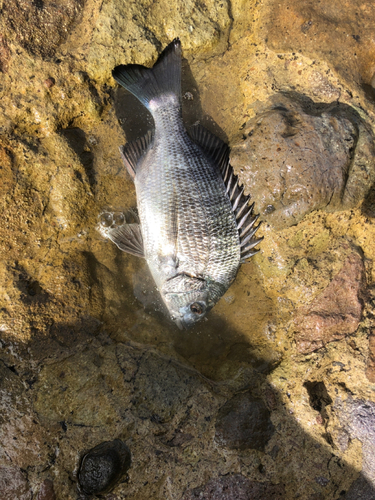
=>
[120,129,153,179]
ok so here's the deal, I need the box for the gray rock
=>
[215,392,274,451]
[230,94,375,229]
[335,398,375,496]
[181,474,285,500]
[132,352,200,423]
[0,466,31,500]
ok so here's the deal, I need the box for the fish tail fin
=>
[112,38,181,109]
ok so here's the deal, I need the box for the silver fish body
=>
[99,39,262,328]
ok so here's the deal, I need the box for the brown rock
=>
[294,253,366,353]
[0,466,31,500]
[366,331,375,382]
[0,34,10,72]
[266,0,375,86]
[2,0,85,58]
[37,479,56,500]
[181,475,285,500]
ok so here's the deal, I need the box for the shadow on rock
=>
[1,309,375,499]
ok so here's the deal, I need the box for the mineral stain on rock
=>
[77,439,131,496]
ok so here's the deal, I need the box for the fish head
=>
[161,274,211,329]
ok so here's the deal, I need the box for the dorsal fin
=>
[119,129,153,179]
[189,124,263,263]
[188,124,229,173]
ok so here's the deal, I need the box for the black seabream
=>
[98,39,262,329]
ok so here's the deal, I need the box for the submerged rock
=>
[77,439,131,496]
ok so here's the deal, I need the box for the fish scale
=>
[98,38,262,328]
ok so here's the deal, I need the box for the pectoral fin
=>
[97,210,144,258]
[106,223,144,258]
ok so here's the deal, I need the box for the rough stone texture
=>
[334,399,375,499]
[265,0,375,87]
[181,475,285,500]
[294,252,366,353]
[37,479,56,500]
[366,330,375,382]
[230,95,375,229]
[0,466,31,500]
[1,0,375,499]
[215,393,274,451]
[1,0,85,58]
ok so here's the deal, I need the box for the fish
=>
[98,38,262,329]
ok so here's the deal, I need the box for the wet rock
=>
[294,252,366,353]
[1,0,85,58]
[230,95,375,229]
[132,352,200,423]
[87,0,232,83]
[181,475,285,500]
[77,439,131,496]
[37,479,56,500]
[215,393,274,451]
[0,466,31,500]
[33,347,129,426]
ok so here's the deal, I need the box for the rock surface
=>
[230,95,375,229]
[215,393,274,451]
[0,0,375,499]
[181,475,285,500]
[294,251,366,353]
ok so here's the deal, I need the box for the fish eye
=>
[190,302,204,315]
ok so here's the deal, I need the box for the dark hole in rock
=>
[304,381,332,419]
[77,439,131,496]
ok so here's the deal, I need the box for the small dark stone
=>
[37,479,56,500]
[77,439,131,496]
[315,476,330,487]
[44,77,55,89]
[215,393,275,451]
